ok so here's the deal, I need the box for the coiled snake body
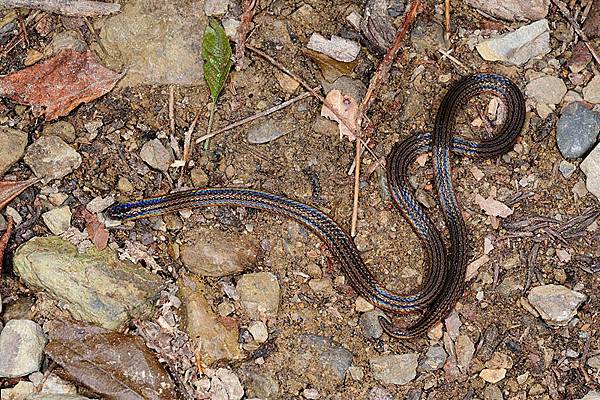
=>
[108,73,525,338]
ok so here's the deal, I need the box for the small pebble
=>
[41,206,71,235]
[354,296,374,312]
[559,160,576,178]
[248,321,269,343]
[303,388,320,399]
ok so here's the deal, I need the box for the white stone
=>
[528,284,587,326]
[42,206,71,235]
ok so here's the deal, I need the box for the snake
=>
[107,73,525,338]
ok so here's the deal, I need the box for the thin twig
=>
[358,0,421,122]
[351,140,361,237]
[444,0,451,42]
[178,113,200,187]
[438,48,470,72]
[0,0,121,16]
[169,85,176,135]
[235,0,257,70]
[551,0,600,66]
[195,88,316,143]
[347,138,369,175]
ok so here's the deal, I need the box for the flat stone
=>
[0,320,47,378]
[248,321,268,343]
[354,296,374,312]
[418,345,447,371]
[140,139,174,172]
[583,75,600,104]
[527,284,587,326]
[204,0,229,16]
[465,0,549,21]
[476,19,550,66]
[41,121,76,143]
[236,272,280,317]
[13,236,162,330]
[588,355,600,369]
[307,33,360,63]
[559,160,576,178]
[581,144,600,200]
[295,335,353,384]
[97,0,207,86]
[24,136,81,182]
[484,384,504,400]
[479,368,507,383]
[455,334,475,373]
[359,309,384,339]
[41,206,71,235]
[178,276,241,365]
[239,371,279,399]
[525,75,567,105]
[180,227,259,277]
[370,353,419,385]
[247,121,287,144]
[0,127,28,175]
[210,368,243,400]
[556,102,600,159]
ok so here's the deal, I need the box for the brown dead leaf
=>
[45,320,177,400]
[303,48,358,83]
[0,49,122,121]
[73,206,109,250]
[0,215,14,276]
[0,178,41,210]
[321,89,358,141]
[474,193,513,218]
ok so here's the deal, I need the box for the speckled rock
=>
[476,19,550,65]
[180,227,259,277]
[239,370,280,400]
[465,0,548,21]
[0,320,47,378]
[293,335,353,384]
[359,310,384,339]
[23,136,81,182]
[525,75,567,105]
[41,206,71,235]
[556,102,600,159]
[236,272,280,317]
[13,236,162,330]
[581,144,600,200]
[0,126,28,175]
[41,121,76,143]
[418,345,447,371]
[583,75,600,104]
[527,284,587,326]
[139,138,174,172]
[370,353,419,385]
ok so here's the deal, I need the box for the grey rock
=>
[581,144,600,200]
[204,0,229,15]
[13,236,162,330]
[359,309,385,339]
[24,136,81,182]
[410,19,445,54]
[579,392,600,400]
[370,353,419,385]
[210,368,243,400]
[0,127,28,175]
[456,334,475,373]
[419,345,447,371]
[140,139,174,172]
[236,272,280,317]
[465,0,549,21]
[583,75,600,104]
[559,160,576,178]
[240,370,280,400]
[367,386,394,400]
[0,320,47,378]
[180,227,259,277]
[484,384,504,400]
[43,30,86,56]
[476,19,550,65]
[306,33,360,63]
[525,75,567,105]
[587,355,600,369]
[41,206,71,235]
[41,121,76,143]
[98,0,207,86]
[527,284,587,326]
[297,335,353,383]
[178,276,241,365]
[247,121,286,144]
[556,102,600,159]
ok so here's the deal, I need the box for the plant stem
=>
[204,98,217,150]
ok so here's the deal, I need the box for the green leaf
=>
[202,18,232,102]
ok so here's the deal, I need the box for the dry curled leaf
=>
[0,49,122,121]
[73,206,108,250]
[321,89,358,141]
[45,320,177,400]
[474,194,513,218]
[0,178,41,210]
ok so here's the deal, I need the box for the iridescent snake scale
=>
[107,73,525,338]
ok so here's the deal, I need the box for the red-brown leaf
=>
[73,205,109,250]
[0,49,122,121]
[0,178,41,210]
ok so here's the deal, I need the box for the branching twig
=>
[235,0,257,70]
[195,88,316,143]
[551,0,600,66]
[0,0,120,16]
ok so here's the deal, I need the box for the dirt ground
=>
[1,0,599,399]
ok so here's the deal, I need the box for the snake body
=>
[108,73,525,338]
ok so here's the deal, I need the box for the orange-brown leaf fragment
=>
[321,89,358,141]
[0,49,122,121]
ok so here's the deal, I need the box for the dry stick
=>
[235,0,257,70]
[178,113,200,187]
[444,0,451,41]
[0,0,120,16]
[551,0,600,66]
[195,88,316,143]
[351,140,361,236]
[169,85,176,135]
